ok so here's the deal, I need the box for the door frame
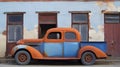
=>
[37,12,58,39]
[104,12,120,56]
[5,12,25,56]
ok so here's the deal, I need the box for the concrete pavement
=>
[0,63,120,67]
[0,57,120,65]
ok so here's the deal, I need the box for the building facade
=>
[0,0,120,57]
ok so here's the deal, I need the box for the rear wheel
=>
[15,50,31,65]
[81,52,96,65]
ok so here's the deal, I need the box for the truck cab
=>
[11,28,107,65]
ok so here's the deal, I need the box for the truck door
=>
[64,32,79,57]
[44,31,63,57]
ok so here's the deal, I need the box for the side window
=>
[48,32,61,39]
[65,32,76,40]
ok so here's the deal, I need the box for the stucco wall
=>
[0,34,6,57]
[0,1,120,57]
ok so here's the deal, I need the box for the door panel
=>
[105,24,120,57]
[44,43,63,57]
[7,25,23,56]
[113,24,120,56]
[6,42,16,56]
[64,42,79,57]
[104,24,114,56]
[6,14,23,56]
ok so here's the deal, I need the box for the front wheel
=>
[15,50,31,65]
[81,52,96,65]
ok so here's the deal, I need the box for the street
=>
[0,60,120,67]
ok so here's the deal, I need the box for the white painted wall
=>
[0,1,120,57]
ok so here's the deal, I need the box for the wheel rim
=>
[18,53,27,62]
[84,54,93,63]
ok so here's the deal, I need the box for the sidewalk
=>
[0,57,120,64]
[95,57,120,64]
[0,57,15,64]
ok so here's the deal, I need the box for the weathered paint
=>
[78,46,107,59]
[44,43,63,57]
[0,1,120,57]
[11,42,107,59]
[39,43,44,54]
[24,26,38,39]
[89,25,104,41]
[17,39,43,44]
[11,45,27,56]
[26,46,43,59]
[11,45,43,59]
[64,42,79,57]
[105,24,120,57]
[0,34,6,57]
[80,42,107,53]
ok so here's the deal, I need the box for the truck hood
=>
[17,39,43,45]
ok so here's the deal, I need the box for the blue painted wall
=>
[0,2,119,32]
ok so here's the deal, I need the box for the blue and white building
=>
[0,0,120,57]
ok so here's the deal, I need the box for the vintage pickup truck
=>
[10,28,107,65]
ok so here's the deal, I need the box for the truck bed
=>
[80,42,107,53]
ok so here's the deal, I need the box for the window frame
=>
[71,13,89,41]
[72,13,88,23]
[65,32,77,42]
[7,14,23,25]
[47,32,62,40]
[38,12,58,38]
[45,31,63,42]
[104,13,120,24]
[7,13,24,42]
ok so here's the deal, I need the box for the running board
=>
[41,57,80,60]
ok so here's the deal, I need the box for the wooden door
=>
[104,12,120,57]
[6,13,23,56]
[105,24,120,57]
[112,24,120,56]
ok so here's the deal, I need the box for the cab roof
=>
[45,28,81,42]
[48,28,79,32]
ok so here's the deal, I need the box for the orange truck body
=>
[10,28,107,65]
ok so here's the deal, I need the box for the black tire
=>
[81,52,96,65]
[15,50,31,65]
